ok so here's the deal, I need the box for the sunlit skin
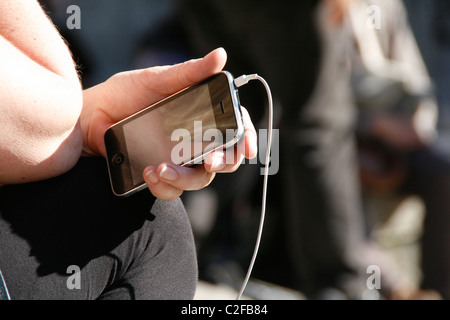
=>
[0,0,257,201]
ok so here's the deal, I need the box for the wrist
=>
[81,86,110,157]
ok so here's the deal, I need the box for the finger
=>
[140,48,228,97]
[101,48,228,118]
[173,47,228,91]
[143,166,184,201]
[241,107,258,160]
[158,163,216,190]
[148,181,183,201]
[145,163,216,193]
[204,148,245,173]
[202,106,257,173]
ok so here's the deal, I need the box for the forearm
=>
[0,0,78,79]
[0,34,83,183]
[0,0,83,184]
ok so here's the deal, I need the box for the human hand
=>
[142,106,257,200]
[82,48,229,156]
[81,48,257,200]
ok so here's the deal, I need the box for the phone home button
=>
[111,153,125,167]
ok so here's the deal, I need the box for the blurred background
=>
[40,0,450,300]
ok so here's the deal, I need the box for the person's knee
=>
[146,198,198,299]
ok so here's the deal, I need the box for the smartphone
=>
[104,71,245,196]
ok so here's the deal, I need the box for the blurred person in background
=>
[403,0,450,150]
[357,0,450,299]
[178,0,371,299]
[177,0,449,299]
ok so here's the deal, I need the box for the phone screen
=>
[105,71,243,196]
[122,84,217,185]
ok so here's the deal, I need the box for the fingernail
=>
[210,156,226,172]
[145,168,159,184]
[160,165,178,181]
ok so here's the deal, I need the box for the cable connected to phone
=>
[234,74,273,300]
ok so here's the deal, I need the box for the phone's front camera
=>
[112,153,125,166]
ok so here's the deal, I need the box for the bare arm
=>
[0,0,83,184]
[81,48,258,200]
[0,1,258,200]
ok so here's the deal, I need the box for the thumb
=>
[140,47,228,96]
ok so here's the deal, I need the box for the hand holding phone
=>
[81,48,257,199]
[104,71,250,196]
[142,105,256,200]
